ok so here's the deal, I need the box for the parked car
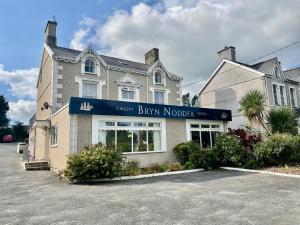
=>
[2,135,14,142]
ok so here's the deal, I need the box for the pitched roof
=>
[284,67,300,82]
[246,57,277,75]
[51,46,149,72]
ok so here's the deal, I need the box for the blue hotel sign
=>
[69,97,232,121]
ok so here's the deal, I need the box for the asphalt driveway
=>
[1,143,300,225]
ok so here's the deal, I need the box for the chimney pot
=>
[145,48,159,65]
[44,20,57,47]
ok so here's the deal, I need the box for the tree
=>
[182,93,191,107]
[266,107,298,135]
[239,89,269,132]
[0,95,9,128]
[12,121,27,142]
[191,95,198,106]
[182,93,198,107]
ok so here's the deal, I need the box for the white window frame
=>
[186,120,224,148]
[82,81,98,99]
[289,86,298,107]
[118,85,140,102]
[92,115,167,154]
[154,70,165,86]
[154,89,165,104]
[50,126,58,147]
[272,82,287,106]
[84,58,96,74]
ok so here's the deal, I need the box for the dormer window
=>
[154,71,163,85]
[85,58,95,73]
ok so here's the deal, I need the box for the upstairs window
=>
[85,58,95,73]
[154,90,165,104]
[274,67,279,78]
[289,87,297,107]
[121,86,135,101]
[154,71,163,85]
[83,81,97,98]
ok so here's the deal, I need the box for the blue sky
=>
[0,0,300,124]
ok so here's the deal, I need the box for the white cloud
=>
[69,17,98,51]
[0,64,38,99]
[7,100,36,124]
[70,0,300,95]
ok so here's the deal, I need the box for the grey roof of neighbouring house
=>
[284,67,300,82]
[51,46,149,72]
[248,57,277,75]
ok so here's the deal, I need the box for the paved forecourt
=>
[1,143,300,225]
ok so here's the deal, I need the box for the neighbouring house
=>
[28,20,232,173]
[198,46,300,129]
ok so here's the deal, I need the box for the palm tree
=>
[266,107,298,135]
[239,89,269,132]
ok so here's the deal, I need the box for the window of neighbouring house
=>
[84,58,96,73]
[272,83,287,106]
[290,87,297,107]
[272,84,279,105]
[279,85,286,105]
[50,126,57,146]
[189,123,221,148]
[274,67,279,78]
[82,81,97,98]
[154,90,165,104]
[97,121,162,153]
[154,71,163,85]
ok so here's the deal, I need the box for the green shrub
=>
[124,159,141,176]
[143,163,162,174]
[188,149,219,169]
[213,133,245,166]
[289,139,300,163]
[169,162,183,171]
[160,162,171,172]
[266,107,298,135]
[243,159,259,169]
[64,144,123,181]
[173,142,200,164]
[184,161,195,170]
[253,133,299,166]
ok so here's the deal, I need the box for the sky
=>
[0,0,300,124]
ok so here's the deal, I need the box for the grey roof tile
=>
[284,67,300,82]
[248,57,277,75]
[51,46,149,72]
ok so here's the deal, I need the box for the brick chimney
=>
[218,46,236,62]
[145,48,159,65]
[44,20,57,47]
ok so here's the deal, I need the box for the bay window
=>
[97,120,162,153]
[188,123,221,148]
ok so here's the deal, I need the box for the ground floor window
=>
[189,122,222,148]
[97,121,162,153]
[50,126,57,146]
